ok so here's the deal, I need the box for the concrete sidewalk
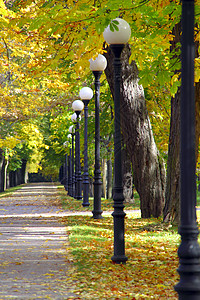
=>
[0,182,78,299]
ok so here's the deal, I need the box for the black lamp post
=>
[79,87,94,207]
[63,141,68,192]
[67,134,73,197]
[103,18,131,264]
[69,125,75,198]
[72,100,84,201]
[89,54,107,219]
[174,1,200,298]
[68,148,72,196]
[64,139,73,196]
[71,113,78,198]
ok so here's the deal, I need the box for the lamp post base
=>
[82,201,90,207]
[174,226,200,299]
[111,205,128,264]
[92,178,103,219]
[111,255,128,264]
[92,210,103,219]
[82,179,90,206]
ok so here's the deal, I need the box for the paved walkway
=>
[0,182,78,300]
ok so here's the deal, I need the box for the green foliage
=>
[0,0,199,179]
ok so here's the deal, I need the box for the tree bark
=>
[4,158,9,191]
[0,150,5,192]
[20,159,27,184]
[122,142,134,203]
[104,45,166,218]
[163,23,200,224]
[163,88,181,223]
[102,158,107,198]
[106,154,112,199]
[163,23,181,224]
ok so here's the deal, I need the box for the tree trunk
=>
[20,159,27,184]
[4,159,9,191]
[196,82,200,157]
[89,176,94,197]
[0,150,5,192]
[163,88,181,223]
[106,154,112,199]
[102,158,107,198]
[122,142,134,203]
[163,23,200,224]
[104,45,166,218]
[9,171,15,187]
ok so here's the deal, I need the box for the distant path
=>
[0,182,77,299]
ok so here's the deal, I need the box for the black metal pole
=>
[92,71,103,219]
[110,44,128,264]
[59,165,64,184]
[174,1,200,298]
[75,111,82,200]
[71,132,75,198]
[68,150,73,196]
[74,120,78,199]
[64,153,68,191]
[82,99,90,207]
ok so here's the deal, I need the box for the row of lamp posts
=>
[65,55,108,214]
[62,13,200,297]
[63,18,131,265]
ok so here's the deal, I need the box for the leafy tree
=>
[0,0,199,218]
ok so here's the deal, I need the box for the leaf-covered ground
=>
[59,187,182,299]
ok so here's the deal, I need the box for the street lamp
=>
[174,1,200,298]
[89,54,107,219]
[69,125,75,198]
[80,87,93,207]
[72,100,84,200]
[103,18,131,264]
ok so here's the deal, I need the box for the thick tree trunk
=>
[164,81,200,223]
[163,24,200,223]
[163,88,181,223]
[104,45,166,218]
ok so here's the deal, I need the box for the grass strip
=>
[0,184,24,198]
[58,186,140,212]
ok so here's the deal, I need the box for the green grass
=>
[58,186,140,212]
[197,190,200,207]
[0,184,24,198]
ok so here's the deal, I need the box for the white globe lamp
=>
[103,18,131,45]
[89,54,107,71]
